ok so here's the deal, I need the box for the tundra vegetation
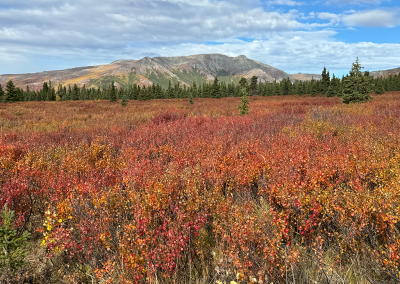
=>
[1,61,400,283]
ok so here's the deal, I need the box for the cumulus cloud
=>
[0,0,304,49]
[328,0,387,4]
[267,0,304,6]
[343,9,400,27]
[0,0,399,75]
[140,31,400,73]
[318,12,341,23]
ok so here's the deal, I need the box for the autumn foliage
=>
[1,94,400,283]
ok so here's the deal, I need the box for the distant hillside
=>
[0,54,290,91]
[369,67,400,78]
[289,73,322,81]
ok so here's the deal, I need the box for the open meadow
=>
[1,93,400,283]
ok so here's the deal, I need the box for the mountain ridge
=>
[0,53,399,91]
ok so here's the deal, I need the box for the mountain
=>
[0,54,291,91]
[289,73,322,81]
[369,67,400,78]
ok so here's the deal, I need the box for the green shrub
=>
[0,204,31,275]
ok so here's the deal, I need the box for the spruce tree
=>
[342,58,373,104]
[238,88,250,115]
[281,78,290,96]
[211,76,221,98]
[0,84,5,102]
[121,92,128,106]
[166,80,174,99]
[320,67,330,95]
[5,80,18,102]
[109,81,117,102]
[72,84,80,101]
[189,92,194,104]
[0,204,31,275]
[192,82,198,98]
[310,78,318,97]
[249,76,258,96]
[375,78,385,94]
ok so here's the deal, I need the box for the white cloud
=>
[0,0,399,76]
[0,0,304,47]
[329,0,387,4]
[267,0,304,5]
[318,12,341,23]
[343,9,400,27]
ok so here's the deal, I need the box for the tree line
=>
[1,59,398,104]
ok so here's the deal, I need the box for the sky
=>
[1,0,400,76]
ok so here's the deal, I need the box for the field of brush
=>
[1,93,400,283]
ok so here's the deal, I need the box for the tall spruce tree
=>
[0,84,4,102]
[249,76,258,96]
[5,80,18,102]
[375,78,385,94]
[310,78,318,97]
[211,76,221,98]
[238,87,250,115]
[321,67,330,95]
[109,81,117,102]
[342,58,373,104]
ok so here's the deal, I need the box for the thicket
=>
[1,94,400,283]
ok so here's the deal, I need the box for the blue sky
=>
[0,0,400,76]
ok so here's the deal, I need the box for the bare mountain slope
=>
[0,54,290,91]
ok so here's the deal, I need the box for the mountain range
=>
[0,53,398,91]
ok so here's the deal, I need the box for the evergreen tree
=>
[342,58,373,104]
[274,81,281,96]
[5,80,18,102]
[121,92,128,106]
[239,77,248,92]
[297,82,305,96]
[0,204,31,275]
[189,92,194,104]
[249,76,258,96]
[375,78,385,94]
[191,82,198,98]
[166,80,174,99]
[109,81,117,102]
[138,86,146,101]
[72,84,80,101]
[155,84,163,99]
[0,84,4,102]
[310,78,318,97]
[238,88,250,115]
[321,67,330,95]
[80,85,88,100]
[281,78,290,96]
[211,76,221,98]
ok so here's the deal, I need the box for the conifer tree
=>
[191,82,198,98]
[321,67,330,95]
[311,78,318,97]
[281,78,290,96]
[238,87,250,115]
[121,92,128,106]
[342,58,373,104]
[138,86,146,101]
[375,78,385,94]
[0,204,31,275]
[5,80,18,102]
[249,76,258,96]
[72,84,80,101]
[189,92,194,104]
[0,84,4,102]
[109,81,117,102]
[211,76,221,98]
